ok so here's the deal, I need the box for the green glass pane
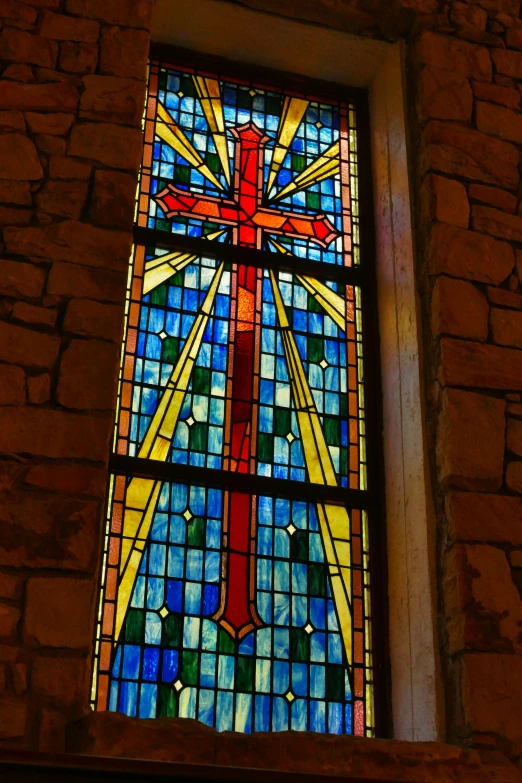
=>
[258,432,273,462]
[308,563,326,597]
[340,393,349,417]
[179,75,196,97]
[124,609,144,643]
[236,657,254,692]
[162,337,179,364]
[266,95,282,116]
[326,665,344,701]
[340,446,348,475]
[158,684,178,717]
[181,650,198,685]
[292,153,306,172]
[308,336,323,363]
[151,285,167,306]
[190,422,207,452]
[237,89,252,109]
[218,627,236,654]
[308,293,322,313]
[291,628,309,661]
[290,530,308,562]
[206,152,220,173]
[306,191,320,210]
[187,516,205,547]
[163,614,182,647]
[324,417,340,447]
[193,367,211,394]
[175,164,190,183]
[274,408,291,437]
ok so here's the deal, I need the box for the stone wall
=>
[1,0,522,777]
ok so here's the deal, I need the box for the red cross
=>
[155,123,339,638]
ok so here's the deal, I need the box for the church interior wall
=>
[0,0,522,779]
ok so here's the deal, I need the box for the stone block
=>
[446,492,522,544]
[487,287,522,308]
[35,133,66,156]
[3,63,34,82]
[32,656,87,707]
[0,697,26,738]
[417,30,492,81]
[0,407,111,460]
[491,307,522,348]
[12,661,27,695]
[40,11,100,42]
[0,205,32,225]
[440,338,522,389]
[451,0,487,29]
[99,25,149,79]
[417,67,472,123]
[80,75,146,126]
[64,298,124,342]
[0,109,25,132]
[0,572,23,601]
[47,261,126,303]
[0,321,59,370]
[0,27,58,68]
[0,133,42,180]
[511,551,522,567]
[0,365,26,406]
[0,0,38,24]
[472,81,521,110]
[421,121,519,189]
[476,101,522,144]
[49,155,91,180]
[507,418,522,455]
[69,122,143,171]
[428,223,514,284]
[493,48,522,79]
[421,174,469,228]
[24,577,94,648]
[506,461,522,493]
[35,180,89,220]
[458,653,522,750]
[60,42,98,75]
[4,220,131,271]
[27,373,50,404]
[0,603,21,639]
[0,487,100,572]
[57,339,120,411]
[12,302,57,329]
[25,112,74,135]
[0,180,32,206]
[0,82,78,111]
[89,169,136,230]
[38,708,67,753]
[65,0,154,28]
[24,462,106,497]
[507,28,522,49]
[437,388,505,491]
[468,183,517,213]
[431,276,488,339]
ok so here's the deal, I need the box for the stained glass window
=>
[92,50,379,737]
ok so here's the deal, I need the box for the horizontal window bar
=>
[109,453,373,509]
[133,226,364,286]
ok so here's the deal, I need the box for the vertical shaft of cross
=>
[214,125,267,637]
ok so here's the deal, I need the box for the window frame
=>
[103,43,390,737]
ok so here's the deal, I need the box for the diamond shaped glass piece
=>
[249,89,257,97]
[173,679,183,692]
[287,523,296,536]
[319,358,328,369]
[177,90,184,98]
[183,509,192,522]
[304,622,314,635]
[186,416,195,427]
[159,331,167,340]
[286,432,295,443]
[159,606,169,619]
[316,120,323,129]
[285,691,295,703]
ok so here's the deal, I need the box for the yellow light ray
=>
[268,239,351,331]
[156,102,224,191]
[193,76,231,186]
[143,229,226,295]
[269,269,353,667]
[273,140,339,201]
[114,262,226,642]
[267,96,309,194]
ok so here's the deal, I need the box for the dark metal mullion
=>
[133,226,363,287]
[109,453,373,510]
